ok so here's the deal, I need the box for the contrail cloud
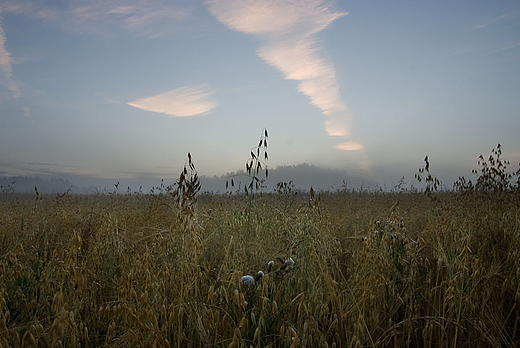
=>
[207,0,362,150]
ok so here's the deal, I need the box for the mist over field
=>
[0,164,364,194]
[0,161,476,194]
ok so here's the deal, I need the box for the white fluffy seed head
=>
[255,270,264,282]
[284,257,295,269]
[240,275,255,287]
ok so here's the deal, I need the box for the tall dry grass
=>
[0,183,519,347]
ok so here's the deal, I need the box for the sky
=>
[1,0,519,191]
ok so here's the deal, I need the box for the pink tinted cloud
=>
[207,0,348,116]
[257,39,346,114]
[206,0,346,36]
[335,141,363,151]
[127,85,217,117]
[324,117,349,137]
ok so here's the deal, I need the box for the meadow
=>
[0,147,519,347]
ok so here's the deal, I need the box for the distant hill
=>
[199,163,370,193]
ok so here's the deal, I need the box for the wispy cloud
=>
[256,37,346,115]
[473,13,512,30]
[0,0,191,38]
[207,0,362,150]
[0,0,192,98]
[0,18,20,98]
[335,141,363,151]
[70,1,191,38]
[0,161,64,177]
[23,162,58,167]
[21,106,30,118]
[0,2,59,21]
[358,160,371,174]
[208,0,346,114]
[128,85,218,117]
[324,117,349,137]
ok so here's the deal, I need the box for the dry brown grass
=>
[0,187,519,347]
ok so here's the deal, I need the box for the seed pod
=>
[233,289,240,306]
[130,288,138,302]
[21,331,36,347]
[254,327,261,341]
[207,285,215,301]
[239,315,247,329]
[74,232,82,250]
[168,311,175,328]
[240,293,247,310]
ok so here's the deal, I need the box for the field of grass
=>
[1,178,519,347]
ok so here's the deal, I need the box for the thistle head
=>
[240,275,255,287]
[280,257,295,272]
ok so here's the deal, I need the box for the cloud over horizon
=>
[207,0,362,150]
[127,85,218,117]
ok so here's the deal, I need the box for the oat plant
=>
[226,128,269,195]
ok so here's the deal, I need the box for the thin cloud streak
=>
[473,13,512,30]
[0,0,191,38]
[207,0,348,115]
[70,1,191,37]
[0,0,192,96]
[128,85,218,117]
[207,0,364,152]
[0,19,20,98]
[257,38,346,115]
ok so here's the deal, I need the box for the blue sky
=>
[1,0,519,189]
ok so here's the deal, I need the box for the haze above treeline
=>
[0,162,490,195]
